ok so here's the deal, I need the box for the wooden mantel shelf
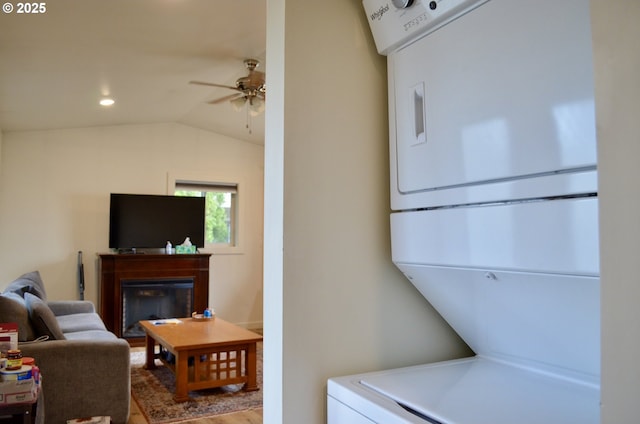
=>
[98,253,211,346]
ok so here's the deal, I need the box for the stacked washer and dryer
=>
[327,0,600,423]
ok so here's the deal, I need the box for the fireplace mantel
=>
[98,253,211,346]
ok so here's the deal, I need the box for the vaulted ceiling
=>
[0,0,266,144]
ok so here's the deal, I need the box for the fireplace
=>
[98,253,211,346]
[121,279,194,338]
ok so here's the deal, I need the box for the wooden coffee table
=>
[139,317,263,402]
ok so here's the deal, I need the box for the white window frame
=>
[167,172,245,255]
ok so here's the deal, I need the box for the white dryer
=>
[328,0,600,423]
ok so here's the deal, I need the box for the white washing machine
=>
[328,0,600,422]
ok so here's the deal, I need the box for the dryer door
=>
[392,0,596,199]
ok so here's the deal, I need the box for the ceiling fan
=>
[190,59,266,116]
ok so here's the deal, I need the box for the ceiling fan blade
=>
[189,80,240,91]
[207,93,244,105]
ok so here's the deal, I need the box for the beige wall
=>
[266,0,640,422]
[264,0,470,422]
[592,0,640,422]
[0,123,264,329]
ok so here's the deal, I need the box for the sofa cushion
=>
[47,300,95,316]
[3,271,47,300]
[56,313,108,333]
[63,330,118,341]
[25,293,65,340]
[0,292,35,341]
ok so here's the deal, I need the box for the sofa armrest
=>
[19,339,131,424]
[46,300,95,316]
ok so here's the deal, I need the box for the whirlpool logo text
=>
[370,4,389,21]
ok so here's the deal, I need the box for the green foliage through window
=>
[175,189,234,245]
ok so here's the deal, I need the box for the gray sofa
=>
[0,271,130,424]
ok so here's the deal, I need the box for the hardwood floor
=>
[174,409,262,424]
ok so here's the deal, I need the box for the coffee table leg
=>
[244,342,259,391]
[174,351,190,402]
[144,333,156,370]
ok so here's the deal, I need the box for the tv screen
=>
[109,193,205,250]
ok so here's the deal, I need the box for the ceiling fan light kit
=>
[248,96,265,116]
[231,96,247,112]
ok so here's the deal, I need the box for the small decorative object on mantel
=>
[175,237,196,254]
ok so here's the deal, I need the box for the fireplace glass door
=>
[121,279,194,338]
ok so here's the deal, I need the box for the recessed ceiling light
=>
[100,98,115,106]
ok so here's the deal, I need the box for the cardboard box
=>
[0,378,37,405]
[0,323,18,356]
[66,417,111,424]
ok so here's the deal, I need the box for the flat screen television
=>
[109,193,205,250]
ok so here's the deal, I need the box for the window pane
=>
[206,191,232,244]
[175,189,235,246]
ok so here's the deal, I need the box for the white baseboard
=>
[236,320,263,333]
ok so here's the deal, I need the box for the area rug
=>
[130,344,263,424]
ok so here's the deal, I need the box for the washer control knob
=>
[392,0,414,9]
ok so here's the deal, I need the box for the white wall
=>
[263,0,285,420]
[0,123,264,329]
[264,0,471,422]
[592,0,640,422]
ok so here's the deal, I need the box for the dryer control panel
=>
[362,0,487,55]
